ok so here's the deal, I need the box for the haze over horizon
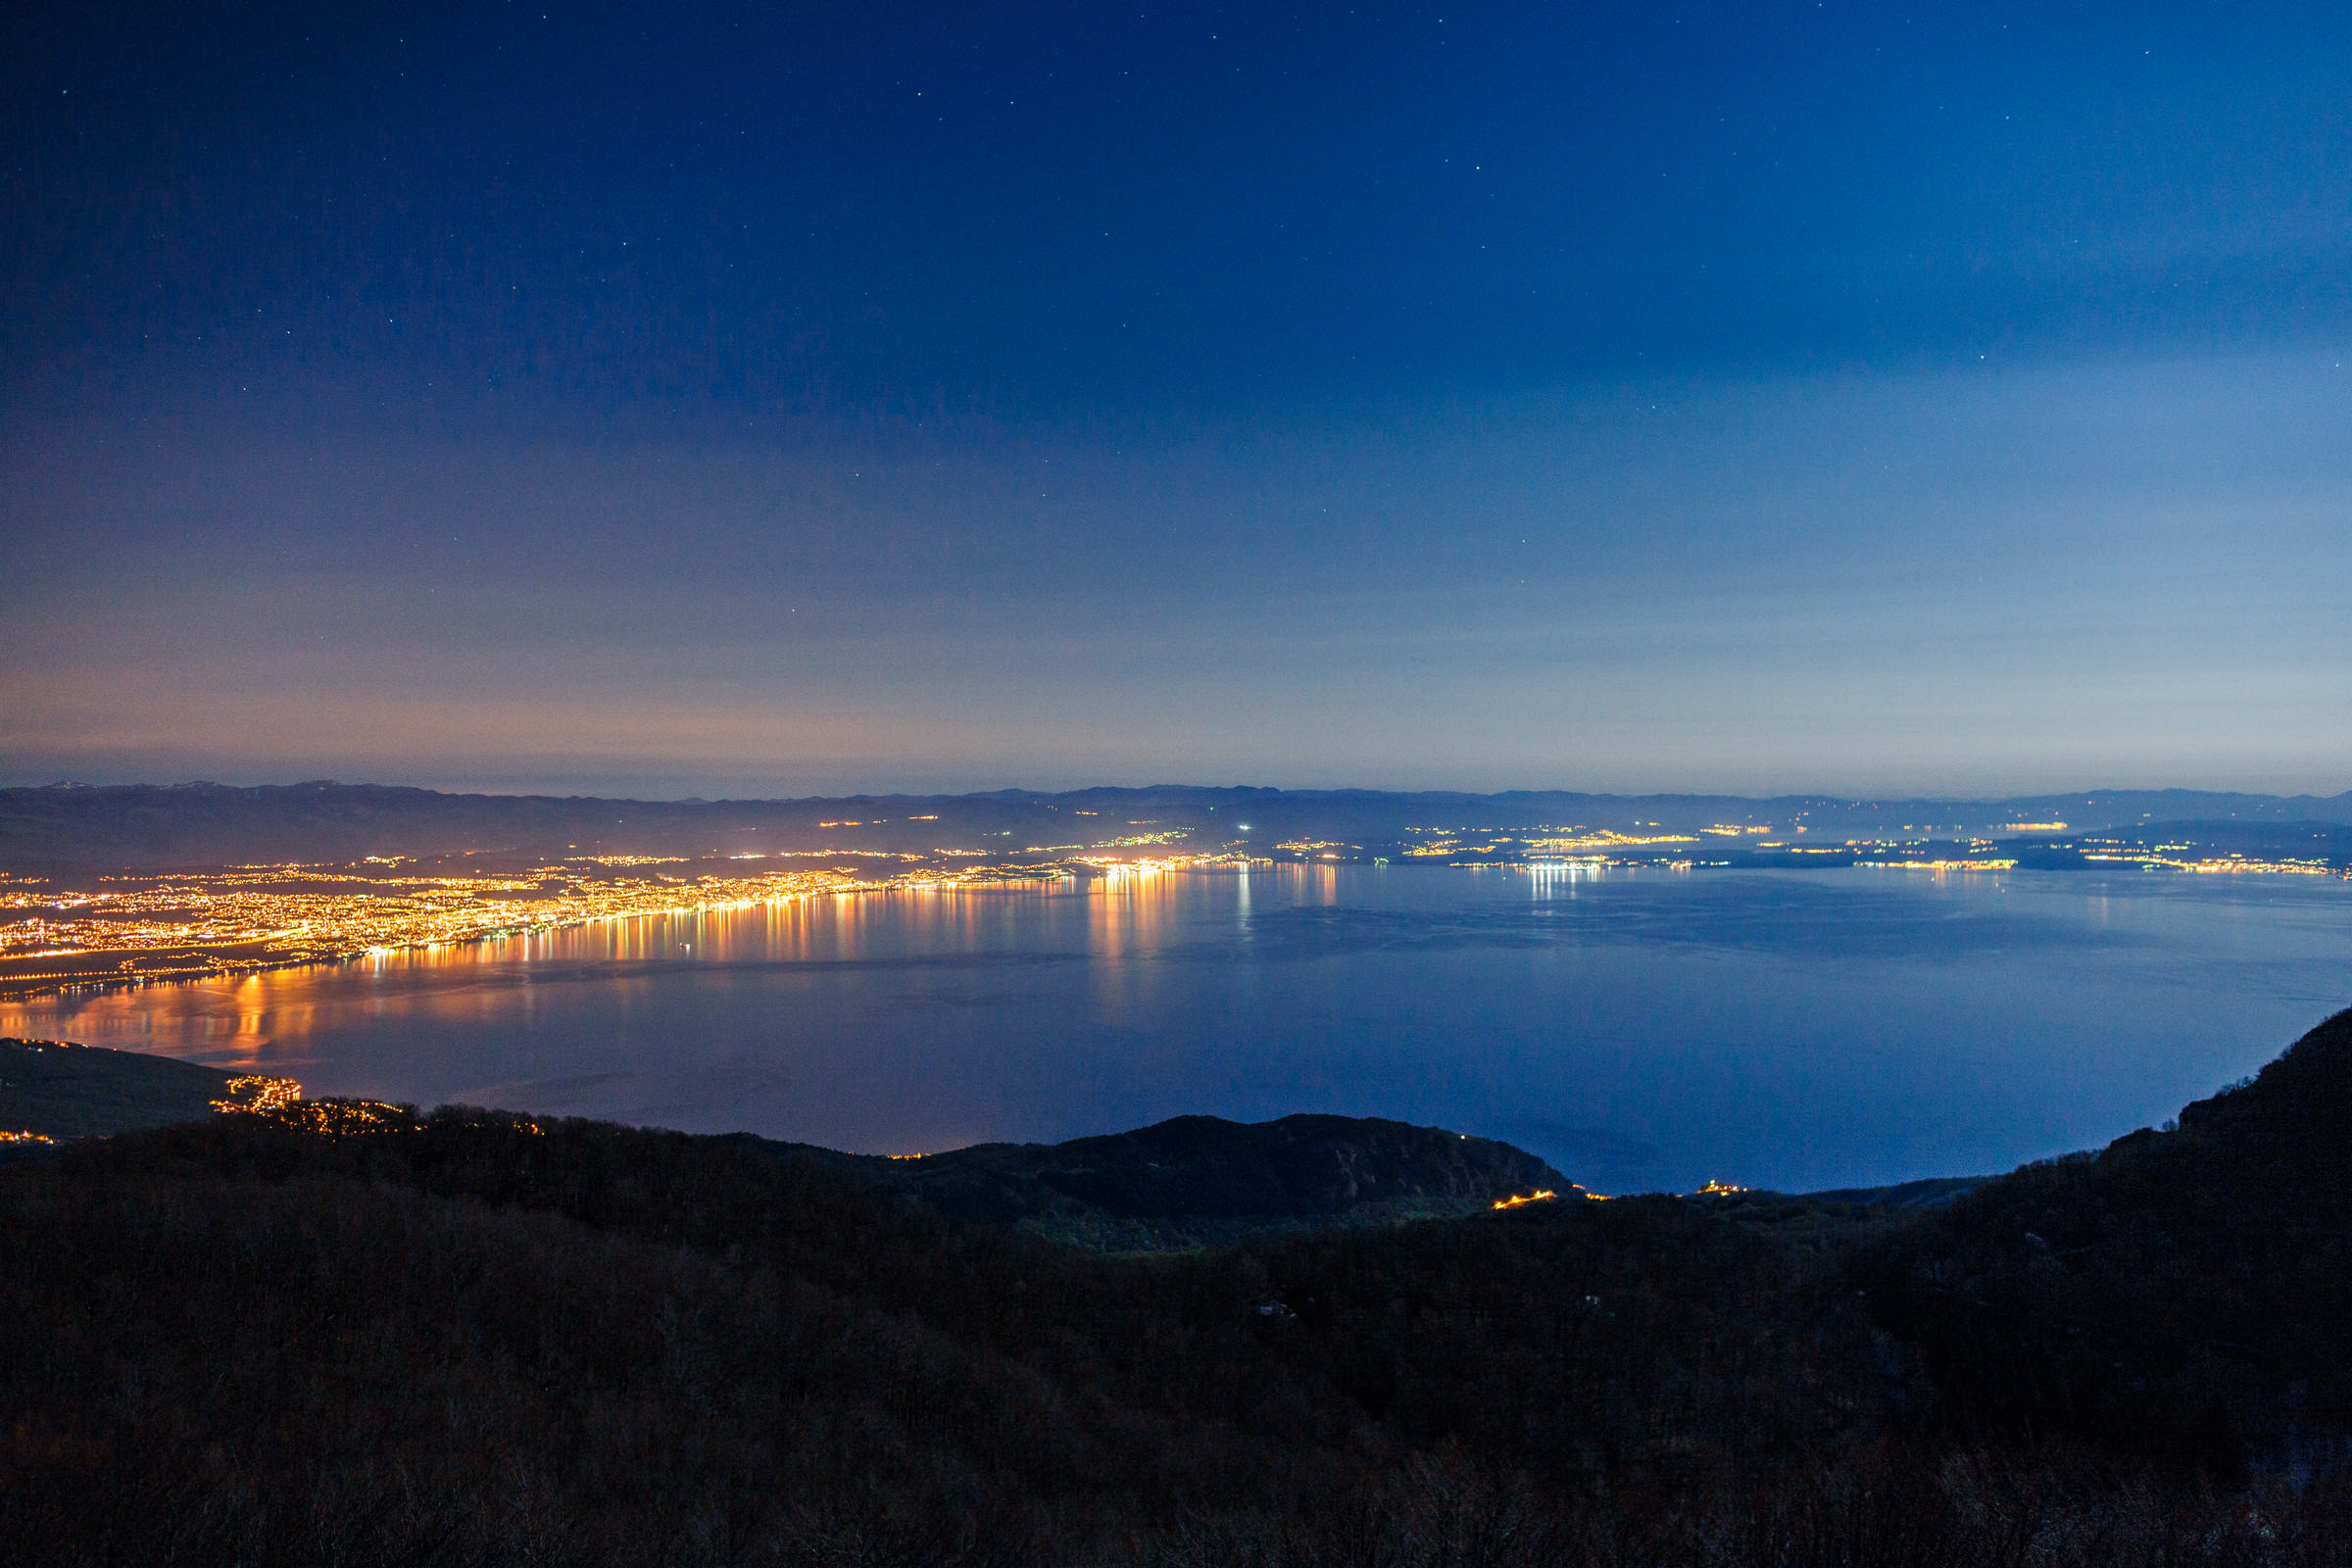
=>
[11,776,2352,811]
[7,3,2348,798]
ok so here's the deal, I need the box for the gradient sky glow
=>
[6,2,2349,796]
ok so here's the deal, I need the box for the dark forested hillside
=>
[1858,1006,2352,1475]
[0,1106,1875,1565]
[8,1016,2352,1564]
[895,1112,1566,1250]
[0,1036,253,1139]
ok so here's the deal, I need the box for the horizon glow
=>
[5,4,2348,798]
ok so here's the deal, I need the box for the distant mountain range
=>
[6,779,2349,870]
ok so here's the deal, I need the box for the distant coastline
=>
[10,778,2352,871]
[7,780,2349,1004]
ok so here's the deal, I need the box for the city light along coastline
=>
[0,844,1258,1002]
[6,815,2345,1002]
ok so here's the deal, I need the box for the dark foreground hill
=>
[0,1036,265,1141]
[0,1039,1563,1248]
[8,1016,2352,1564]
[1857,1005,2352,1475]
[892,1113,1566,1250]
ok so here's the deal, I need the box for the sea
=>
[6,863,2347,1195]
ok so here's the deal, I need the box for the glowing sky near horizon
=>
[5,2,2349,798]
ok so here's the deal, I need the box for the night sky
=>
[6,2,2348,797]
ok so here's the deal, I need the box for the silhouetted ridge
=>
[15,1016,2352,1562]
[2179,1005,2352,1143]
[906,1112,1564,1228]
[1861,1006,2352,1473]
[0,1045,1570,1244]
[0,1037,239,1140]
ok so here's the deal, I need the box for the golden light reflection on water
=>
[6,864,2347,1195]
[2,860,1762,1076]
[1085,863,1188,1016]
[0,864,1674,1071]
[0,861,2031,1071]
[1529,860,1609,900]
[0,875,1196,1064]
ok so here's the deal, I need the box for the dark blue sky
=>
[6,2,2349,795]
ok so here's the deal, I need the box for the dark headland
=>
[7,1012,2352,1562]
[0,1036,289,1142]
[0,1038,1569,1247]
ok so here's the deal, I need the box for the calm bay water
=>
[6,864,2348,1194]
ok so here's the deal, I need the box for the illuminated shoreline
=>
[5,846,2345,1004]
[0,852,1257,1002]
